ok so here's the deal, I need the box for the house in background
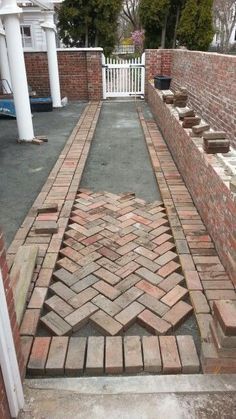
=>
[18,0,63,51]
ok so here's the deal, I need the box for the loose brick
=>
[37,203,58,213]
[142,336,162,373]
[35,221,58,234]
[27,337,51,375]
[65,302,98,332]
[161,285,188,307]
[138,310,171,334]
[176,336,200,373]
[138,293,169,317]
[213,300,236,336]
[45,295,74,318]
[90,310,123,336]
[190,291,210,314]
[65,337,87,375]
[105,336,123,374]
[46,337,69,376]
[115,302,144,329]
[20,309,40,336]
[86,336,104,375]
[124,336,143,373]
[41,311,72,336]
[93,280,121,300]
[163,301,193,328]
[159,336,181,374]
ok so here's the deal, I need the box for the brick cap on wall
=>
[25,48,104,53]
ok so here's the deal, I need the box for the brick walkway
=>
[8,101,236,376]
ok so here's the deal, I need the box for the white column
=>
[0,19,12,94]
[0,0,34,141]
[41,11,61,108]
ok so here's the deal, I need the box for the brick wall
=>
[0,229,24,418]
[145,49,236,148]
[24,49,103,101]
[147,82,236,283]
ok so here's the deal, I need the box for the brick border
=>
[7,102,102,372]
[137,107,236,350]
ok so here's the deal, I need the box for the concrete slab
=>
[80,100,160,202]
[0,102,86,246]
[20,376,236,418]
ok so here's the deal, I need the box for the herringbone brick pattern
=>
[40,190,193,336]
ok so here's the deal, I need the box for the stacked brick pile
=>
[203,131,230,154]
[202,300,236,373]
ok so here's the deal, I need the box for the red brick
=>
[95,267,120,285]
[124,336,143,373]
[90,310,123,336]
[196,313,212,341]
[158,272,184,292]
[115,302,144,329]
[93,280,121,300]
[176,336,200,373]
[27,337,51,375]
[157,261,180,278]
[136,280,165,299]
[136,267,163,285]
[163,301,193,327]
[65,302,98,332]
[134,246,157,260]
[114,286,143,309]
[45,295,74,317]
[185,271,202,290]
[86,336,104,375]
[41,311,72,336]
[105,336,123,374]
[28,287,47,309]
[213,300,236,336]
[46,337,69,376]
[190,291,210,314]
[68,287,98,309]
[65,337,87,375]
[142,336,162,373]
[20,336,33,367]
[20,309,40,336]
[161,285,188,307]
[138,310,171,334]
[159,336,181,374]
[138,293,169,317]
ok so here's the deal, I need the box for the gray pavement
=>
[20,375,236,418]
[0,102,86,246]
[81,100,160,202]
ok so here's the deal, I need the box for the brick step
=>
[25,335,200,377]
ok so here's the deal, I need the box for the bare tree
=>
[213,0,236,53]
[121,0,141,31]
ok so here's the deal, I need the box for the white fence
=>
[102,53,145,99]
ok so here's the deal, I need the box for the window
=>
[20,25,33,48]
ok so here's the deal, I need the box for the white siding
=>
[20,10,47,51]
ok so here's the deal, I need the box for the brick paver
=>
[12,102,236,376]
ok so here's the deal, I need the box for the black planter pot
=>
[154,75,172,90]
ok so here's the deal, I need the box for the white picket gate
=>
[102,53,145,99]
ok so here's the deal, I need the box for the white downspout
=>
[0,0,35,141]
[0,18,12,93]
[0,270,24,418]
[41,11,61,107]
